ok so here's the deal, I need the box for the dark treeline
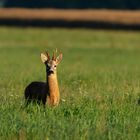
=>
[1,18,140,31]
[0,0,140,9]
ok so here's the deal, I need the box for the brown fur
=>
[47,74,60,106]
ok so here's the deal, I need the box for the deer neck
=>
[46,72,60,106]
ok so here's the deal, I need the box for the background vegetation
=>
[0,0,140,9]
[0,27,140,139]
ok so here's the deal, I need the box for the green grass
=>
[0,27,140,140]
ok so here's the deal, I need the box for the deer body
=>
[24,50,62,106]
[25,81,47,105]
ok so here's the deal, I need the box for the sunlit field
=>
[0,27,140,140]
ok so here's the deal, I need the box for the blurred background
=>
[1,0,140,9]
[0,0,140,29]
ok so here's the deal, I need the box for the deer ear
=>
[41,53,48,63]
[56,53,63,64]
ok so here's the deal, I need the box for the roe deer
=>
[24,50,62,106]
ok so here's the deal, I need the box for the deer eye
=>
[54,65,56,67]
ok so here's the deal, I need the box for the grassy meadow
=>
[0,27,140,140]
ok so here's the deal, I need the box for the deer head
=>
[41,50,62,75]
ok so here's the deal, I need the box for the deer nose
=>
[49,70,53,73]
[48,69,54,75]
[49,68,54,72]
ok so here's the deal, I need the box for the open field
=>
[0,8,140,29]
[1,8,140,25]
[0,27,140,139]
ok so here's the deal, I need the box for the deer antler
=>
[55,48,57,54]
[45,51,50,60]
[52,49,57,60]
